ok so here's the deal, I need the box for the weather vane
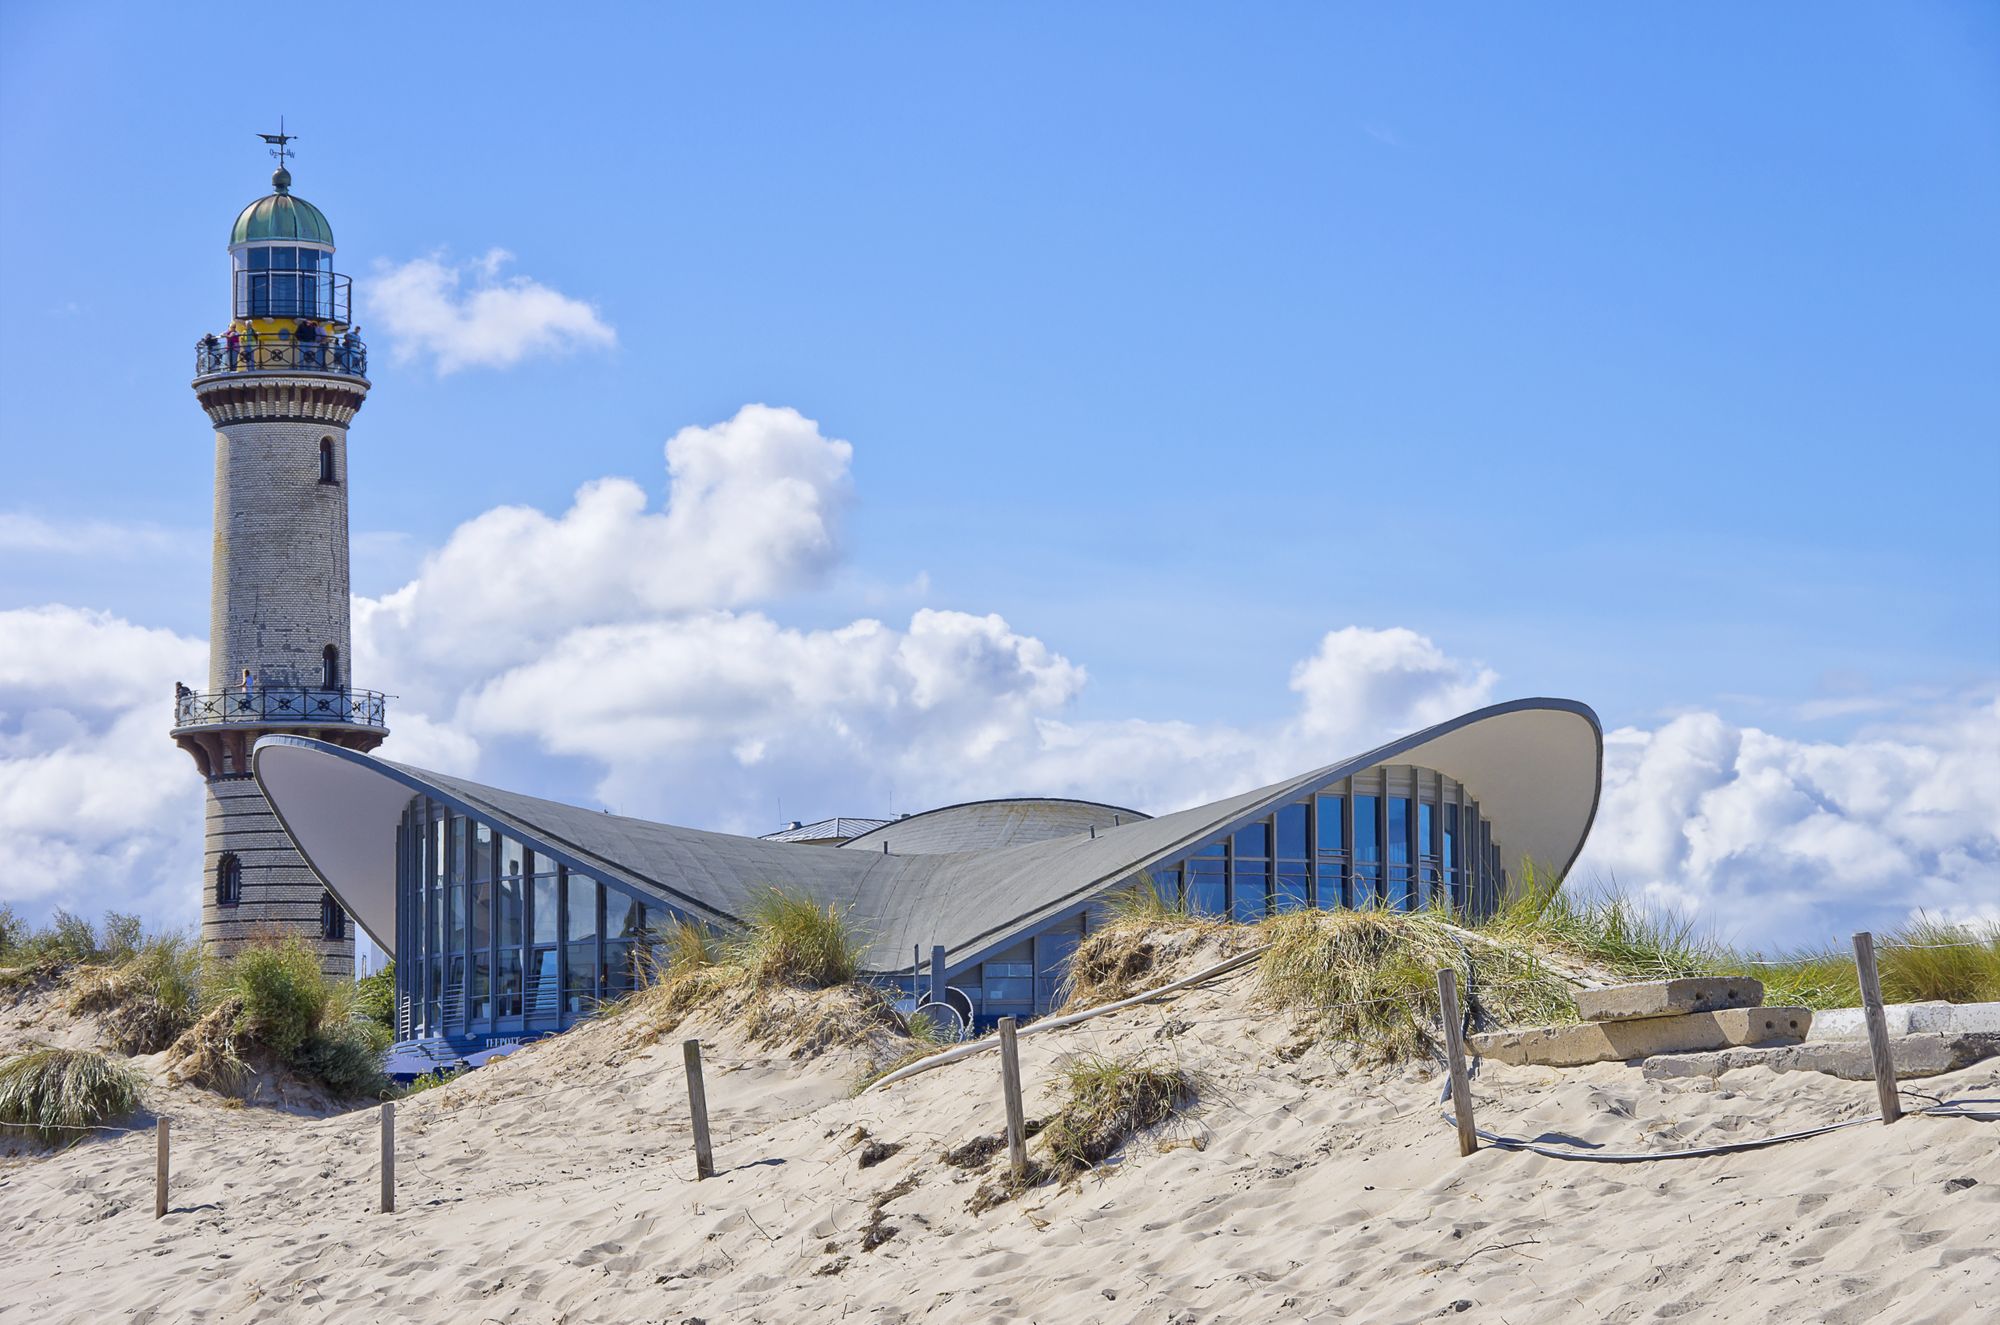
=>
[257,118,297,169]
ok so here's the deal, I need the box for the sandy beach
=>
[3,960,1995,1325]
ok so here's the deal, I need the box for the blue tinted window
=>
[497,878,523,947]
[1187,845,1227,916]
[1234,822,1269,858]
[1276,803,1307,859]
[605,888,636,941]
[1275,868,1310,913]
[1387,798,1411,865]
[1315,862,1346,909]
[566,874,599,942]
[1444,805,1459,906]
[1386,798,1413,910]
[1352,796,1380,907]
[532,877,558,944]
[1232,862,1268,922]
[1316,795,1344,852]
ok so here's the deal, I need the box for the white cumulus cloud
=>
[1570,696,2000,949]
[7,402,1995,954]
[355,404,852,713]
[0,606,207,926]
[364,247,615,374]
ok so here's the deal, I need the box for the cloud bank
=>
[5,405,1994,950]
[364,248,615,374]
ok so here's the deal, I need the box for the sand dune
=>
[3,964,1995,1323]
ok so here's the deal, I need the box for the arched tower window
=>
[216,853,242,907]
[320,892,347,942]
[318,437,336,484]
[321,645,340,690]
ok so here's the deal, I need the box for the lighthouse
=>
[171,133,385,978]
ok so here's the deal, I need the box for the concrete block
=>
[1643,1033,2000,1082]
[1807,1002,2000,1042]
[1470,1007,1812,1068]
[1576,977,1764,1023]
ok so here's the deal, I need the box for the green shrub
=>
[400,1067,456,1097]
[0,903,25,957]
[0,1047,144,1146]
[295,1018,391,1098]
[99,912,143,963]
[215,938,332,1057]
[354,960,397,1033]
[48,910,98,964]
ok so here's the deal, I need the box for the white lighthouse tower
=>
[171,132,385,977]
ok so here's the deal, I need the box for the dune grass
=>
[1257,907,1574,1063]
[0,1047,144,1146]
[1039,1052,1198,1180]
[1062,875,1240,1010]
[63,931,207,1054]
[1489,862,2000,1009]
[630,889,924,1062]
[166,936,388,1098]
[733,890,863,988]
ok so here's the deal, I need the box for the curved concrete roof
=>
[840,798,1149,855]
[253,697,1601,977]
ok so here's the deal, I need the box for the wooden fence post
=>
[379,1101,395,1213]
[1437,969,1478,1157]
[684,1039,716,1179]
[154,1117,169,1219]
[1852,932,1902,1124]
[998,1016,1028,1179]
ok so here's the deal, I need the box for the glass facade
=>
[393,764,1516,1041]
[393,794,682,1046]
[1119,764,1504,929]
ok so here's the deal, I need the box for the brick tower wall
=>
[203,777,354,977]
[208,419,351,693]
[199,413,358,976]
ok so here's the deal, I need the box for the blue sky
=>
[2,4,1996,949]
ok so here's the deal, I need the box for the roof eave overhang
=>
[923,697,1605,978]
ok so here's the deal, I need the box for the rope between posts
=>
[1435,1077,1996,1162]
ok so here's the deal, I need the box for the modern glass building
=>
[254,698,1602,1054]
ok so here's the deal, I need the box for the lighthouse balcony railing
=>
[232,269,353,326]
[172,686,389,731]
[195,335,368,379]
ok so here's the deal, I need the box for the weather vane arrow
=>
[257,117,296,168]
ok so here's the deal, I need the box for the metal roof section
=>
[253,697,1601,978]
[761,817,892,844]
[838,798,1151,854]
[231,169,335,246]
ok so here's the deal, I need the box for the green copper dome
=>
[231,168,334,247]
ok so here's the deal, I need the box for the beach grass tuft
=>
[1062,877,1240,1010]
[1257,907,1574,1064]
[1039,1052,1197,1180]
[628,888,922,1064]
[731,890,864,989]
[0,1046,144,1146]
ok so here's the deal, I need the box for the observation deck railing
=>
[234,269,353,325]
[172,686,389,731]
[194,334,368,379]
